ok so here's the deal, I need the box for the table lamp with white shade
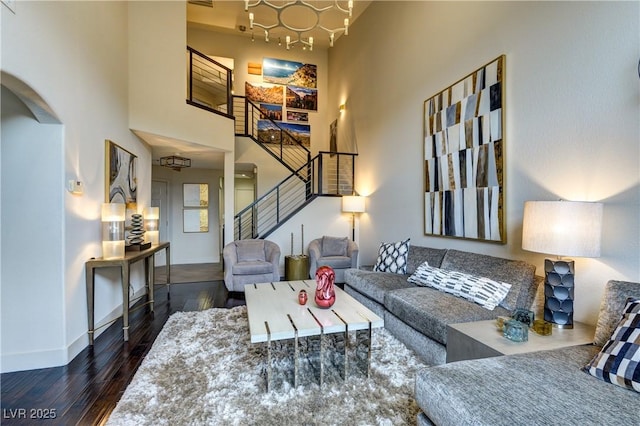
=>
[102,203,126,259]
[522,200,603,329]
[143,206,160,245]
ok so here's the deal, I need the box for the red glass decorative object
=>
[314,266,336,309]
[298,289,308,305]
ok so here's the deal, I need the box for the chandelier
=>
[245,0,353,50]
[160,155,191,171]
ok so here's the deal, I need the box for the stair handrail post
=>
[252,200,257,238]
[318,153,324,195]
[351,153,356,194]
[276,186,280,224]
[336,154,342,194]
[188,48,194,104]
[227,71,233,117]
[305,152,312,199]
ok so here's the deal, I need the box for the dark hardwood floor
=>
[1,280,244,426]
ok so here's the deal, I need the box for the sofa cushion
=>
[373,238,410,274]
[232,260,272,275]
[317,255,352,270]
[405,246,448,274]
[384,287,511,345]
[593,280,640,346]
[416,345,640,426]
[321,236,348,256]
[236,240,265,262]
[344,269,413,305]
[440,249,536,309]
[584,297,640,392]
[408,263,511,310]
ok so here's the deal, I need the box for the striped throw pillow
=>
[408,262,511,310]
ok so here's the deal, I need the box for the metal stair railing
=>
[182,49,356,240]
[233,95,311,176]
[234,151,357,240]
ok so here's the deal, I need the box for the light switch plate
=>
[67,180,84,195]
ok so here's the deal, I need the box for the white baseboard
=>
[1,287,149,374]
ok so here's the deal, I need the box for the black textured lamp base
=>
[543,258,574,329]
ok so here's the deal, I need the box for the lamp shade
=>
[522,201,603,258]
[342,195,365,213]
[101,203,126,259]
[143,207,160,245]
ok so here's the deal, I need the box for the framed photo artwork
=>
[423,55,506,243]
[183,183,209,233]
[105,140,137,221]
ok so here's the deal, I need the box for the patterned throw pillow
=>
[407,261,431,286]
[408,262,511,310]
[583,298,640,393]
[373,239,410,274]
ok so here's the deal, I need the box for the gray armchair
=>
[223,239,280,292]
[308,236,358,283]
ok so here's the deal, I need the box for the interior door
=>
[151,180,168,265]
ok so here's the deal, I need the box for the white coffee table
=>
[245,280,384,390]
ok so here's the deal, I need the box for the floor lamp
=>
[342,195,365,241]
[522,200,603,328]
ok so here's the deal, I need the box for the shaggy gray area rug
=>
[107,306,426,425]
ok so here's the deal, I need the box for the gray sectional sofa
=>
[415,279,640,425]
[344,245,543,365]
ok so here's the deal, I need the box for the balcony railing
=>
[186,46,233,119]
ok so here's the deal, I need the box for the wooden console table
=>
[85,242,170,344]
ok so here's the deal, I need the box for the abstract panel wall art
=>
[105,140,137,226]
[423,55,506,243]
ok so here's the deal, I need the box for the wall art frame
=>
[423,55,506,243]
[183,183,209,233]
[105,139,137,222]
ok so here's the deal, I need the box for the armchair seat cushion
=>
[232,261,274,276]
[316,256,352,270]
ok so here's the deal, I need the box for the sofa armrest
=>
[308,238,322,277]
[222,243,238,291]
[265,242,281,281]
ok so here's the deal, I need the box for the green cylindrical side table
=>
[285,255,310,281]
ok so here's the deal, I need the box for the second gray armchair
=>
[223,239,280,292]
[308,236,358,283]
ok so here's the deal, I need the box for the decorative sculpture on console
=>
[314,266,336,308]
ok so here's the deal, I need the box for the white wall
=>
[129,2,235,154]
[1,0,235,372]
[328,1,640,325]
[152,165,223,264]
[1,1,151,372]
[1,87,66,370]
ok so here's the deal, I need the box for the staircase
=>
[187,47,357,240]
